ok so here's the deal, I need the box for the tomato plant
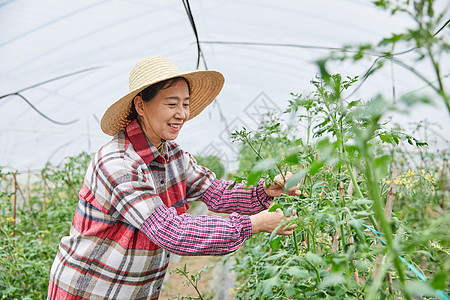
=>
[231,75,448,299]
[230,1,449,298]
[0,153,91,300]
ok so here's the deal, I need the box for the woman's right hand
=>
[250,209,297,235]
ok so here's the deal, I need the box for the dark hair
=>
[128,77,191,121]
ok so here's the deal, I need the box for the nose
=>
[175,104,189,120]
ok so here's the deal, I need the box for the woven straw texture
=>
[101,56,224,136]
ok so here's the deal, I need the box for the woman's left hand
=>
[263,171,301,198]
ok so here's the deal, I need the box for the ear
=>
[133,95,145,117]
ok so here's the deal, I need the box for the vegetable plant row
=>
[230,1,449,298]
[230,74,448,299]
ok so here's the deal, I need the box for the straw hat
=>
[101,56,225,136]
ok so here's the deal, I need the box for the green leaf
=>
[264,265,280,277]
[374,154,390,180]
[253,157,278,172]
[286,169,308,190]
[353,52,364,61]
[283,152,300,165]
[228,176,245,189]
[268,204,283,212]
[284,283,296,297]
[286,267,310,280]
[309,160,325,176]
[379,33,406,45]
[355,199,373,205]
[347,100,360,109]
[400,94,433,106]
[405,281,438,297]
[379,133,399,145]
[305,252,325,266]
[431,272,447,290]
[262,275,281,295]
[265,250,290,261]
[247,170,263,187]
[269,236,282,250]
[319,273,345,288]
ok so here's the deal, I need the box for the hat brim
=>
[100,70,224,136]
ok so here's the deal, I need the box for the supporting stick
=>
[373,168,399,292]
[66,171,79,200]
[384,169,400,219]
[347,168,358,196]
[441,152,446,210]
[15,177,41,236]
[42,171,47,213]
[12,173,17,238]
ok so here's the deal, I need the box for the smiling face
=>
[134,79,190,146]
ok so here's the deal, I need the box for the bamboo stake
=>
[347,168,358,196]
[339,181,345,196]
[346,214,360,285]
[41,171,47,213]
[331,230,340,253]
[320,179,327,197]
[12,173,17,238]
[66,171,79,200]
[373,168,399,292]
[15,177,40,234]
[384,169,400,219]
[340,180,360,283]
[441,152,446,210]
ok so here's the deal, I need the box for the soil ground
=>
[159,255,221,299]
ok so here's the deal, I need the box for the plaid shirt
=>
[48,119,272,300]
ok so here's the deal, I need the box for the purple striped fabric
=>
[201,178,272,215]
[141,205,253,256]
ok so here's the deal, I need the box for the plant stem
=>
[425,44,449,114]
[243,135,287,188]
[365,156,411,300]
[309,226,316,254]
[292,230,300,256]
[304,259,321,284]
[177,268,204,300]
[340,216,346,252]
[346,162,379,232]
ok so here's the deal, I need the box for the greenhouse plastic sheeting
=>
[1,0,449,171]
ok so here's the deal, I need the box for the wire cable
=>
[199,17,449,101]
[0,92,78,125]
[0,66,102,125]
[182,0,207,70]
[180,0,231,133]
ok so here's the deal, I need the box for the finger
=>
[280,220,298,231]
[275,172,293,185]
[285,210,297,218]
[287,183,301,195]
[274,174,285,185]
[278,225,297,235]
[278,231,294,236]
[283,171,293,180]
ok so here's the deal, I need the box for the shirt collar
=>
[125,119,165,165]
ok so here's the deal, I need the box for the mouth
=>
[168,123,182,130]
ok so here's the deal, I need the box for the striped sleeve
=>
[200,179,273,215]
[140,205,252,256]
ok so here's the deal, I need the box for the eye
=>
[183,102,190,107]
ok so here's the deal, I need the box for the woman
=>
[48,56,299,299]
